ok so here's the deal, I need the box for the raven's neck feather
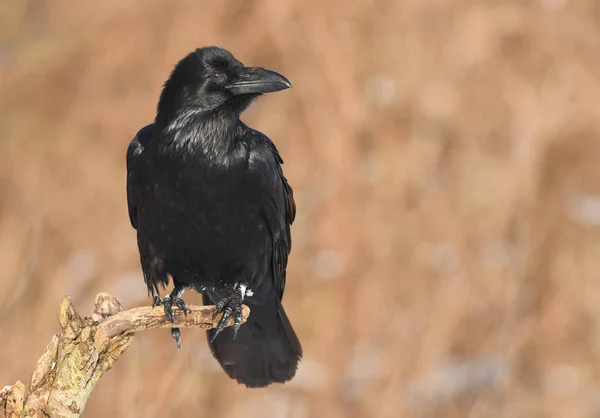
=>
[155,109,247,168]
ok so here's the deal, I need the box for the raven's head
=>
[156,46,291,128]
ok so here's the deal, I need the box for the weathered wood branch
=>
[0,293,249,418]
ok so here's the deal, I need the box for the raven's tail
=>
[203,287,302,388]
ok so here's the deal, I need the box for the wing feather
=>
[251,132,295,299]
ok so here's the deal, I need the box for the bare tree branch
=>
[0,293,249,418]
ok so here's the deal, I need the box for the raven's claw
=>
[211,287,244,342]
[171,327,182,351]
[152,294,188,322]
[152,288,188,351]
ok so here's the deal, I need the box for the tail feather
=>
[203,288,302,388]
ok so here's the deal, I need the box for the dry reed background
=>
[1,1,600,417]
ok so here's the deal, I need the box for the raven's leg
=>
[152,282,188,351]
[210,284,247,342]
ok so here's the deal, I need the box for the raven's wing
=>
[205,132,300,386]
[251,131,296,299]
[126,124,155,229]
[127,124,169,294]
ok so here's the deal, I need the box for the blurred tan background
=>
[1,0,600,417]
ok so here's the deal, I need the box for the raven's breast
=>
[140,164,272,285]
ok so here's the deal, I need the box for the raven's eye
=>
[210,72,227,84]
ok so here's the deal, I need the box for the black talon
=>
[153,283,188,351]
[155,287,188,323]
[171,327,182,351]
[163,295,174,322]
[210,286,245,342]
[232,304,243,339]
[175,298,188,315]
[212,299,226,320]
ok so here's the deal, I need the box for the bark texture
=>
[0,293,249,418]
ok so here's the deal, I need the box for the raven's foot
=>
[152,287,188,351]
[211,286,244,342]
[152,292,188,321]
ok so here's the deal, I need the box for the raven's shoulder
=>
[243,128,285,164]
[243,127,295,224]
[126,123,156,229]
[127,124,154,163]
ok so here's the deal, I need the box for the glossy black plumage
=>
[126,46,302,387]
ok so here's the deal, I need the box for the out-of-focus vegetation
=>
[1,1,600,417]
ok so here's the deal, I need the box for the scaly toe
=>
[232,305,243,339]
[174,298,188,315]
[152,295,162,308]
[210,288,245,341]
[163,296,175,322]
[212,299,227,320]
[211,305,234,341]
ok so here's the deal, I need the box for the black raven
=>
[126,46,302,387]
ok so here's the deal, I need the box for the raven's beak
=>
[227,67,292,95]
